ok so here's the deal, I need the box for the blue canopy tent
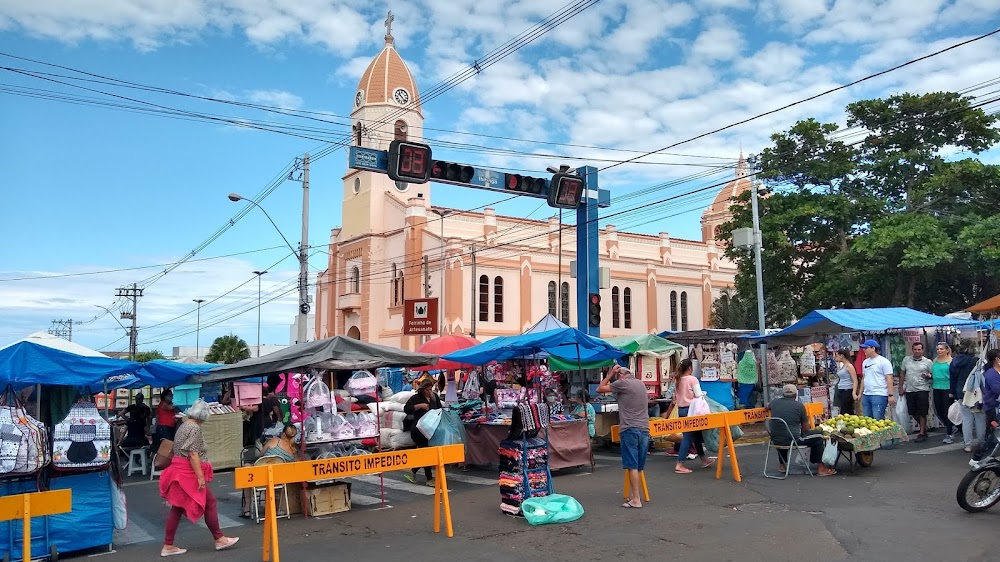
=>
[744,307,979,345]
[0,335,138,389]
[441,327,627,365]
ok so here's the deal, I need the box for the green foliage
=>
[721,91,1000,319]
[204,334,251,364]
[710,288,755,329]
[134,350,165,362]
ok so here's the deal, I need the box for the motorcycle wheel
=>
[957,467,1000,513]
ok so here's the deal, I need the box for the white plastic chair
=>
[252,456,291,523]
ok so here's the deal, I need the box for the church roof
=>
[355,31,421,116]
[704,153,751,217]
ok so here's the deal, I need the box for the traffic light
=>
[430,160,474,184]
[388,140,432,183]
[588,293,601,327]
[505,173,547,195]
[548,172,585,209]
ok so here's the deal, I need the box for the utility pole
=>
[422,255,431,297]
[750,177,769,403]
[253,271,267,357]
[116,284,143,360]
[48,319,79,341]
[193,299,205,361]
[557,209,563,323]
[470,245,477,338]
[429,209,452,335]
[292,154,311,345]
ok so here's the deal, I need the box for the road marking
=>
[350,475,436,495]
[594,454,620,462]
[349,492,384,506]
[196,511,242,530]
[907,443,965,455]
[114,511,157,545]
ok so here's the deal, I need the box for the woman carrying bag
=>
[403,378,443,485]
[673,359,715,474]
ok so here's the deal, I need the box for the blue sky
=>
[1,0,998,354]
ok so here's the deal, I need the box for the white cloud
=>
[742,42,807,81]
[247,89,303,110]
[690,21,745,62]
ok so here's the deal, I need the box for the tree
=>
[204,335,251,364]
[721,91,1000,319]
[135,350,165,362]
[710,288,754,329]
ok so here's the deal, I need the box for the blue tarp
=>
[442,328,627,365]
[0,342,137,387]
[748,307,979,344]
[138,359,216,387]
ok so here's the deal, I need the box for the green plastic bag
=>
[703,397,744,452]
[520,494,585,526]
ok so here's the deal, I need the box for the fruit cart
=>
[818,415,908,473]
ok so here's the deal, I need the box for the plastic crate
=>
[173,384,202,407]
[233,382,263,407]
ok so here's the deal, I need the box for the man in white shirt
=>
[899,342,933,442]
[859,339,896,420]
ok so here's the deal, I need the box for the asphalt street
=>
[85,433,999,562]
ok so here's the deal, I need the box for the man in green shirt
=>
[900,342,933,442]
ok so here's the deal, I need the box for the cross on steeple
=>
[384,10,394,45]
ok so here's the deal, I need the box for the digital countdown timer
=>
[388,140,432,184]
[547,173,585,209]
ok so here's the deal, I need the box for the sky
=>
[1,0,999,355]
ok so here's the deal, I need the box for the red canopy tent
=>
[412,335,481,371]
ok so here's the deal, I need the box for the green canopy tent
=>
[547,333,684,371]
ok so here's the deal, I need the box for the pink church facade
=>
[314,31,746,351]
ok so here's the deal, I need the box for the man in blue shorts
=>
[599,364,650,508]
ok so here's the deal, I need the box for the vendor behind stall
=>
[767,384,836,476]
[122,393,152,448]
[260,424,300,462]
[544,388,564,415]
[568,389,595,438]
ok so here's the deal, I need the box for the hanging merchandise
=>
[304,378,333,409]
[736,352,759,385]
[777,350,797,383]
[462,369,482,400]
[719,344,738,381]
[52,399,112,469]
[766,350,782,386]
[346,370,378,399]
[0,387,49,476]
[355,412,379,438]
[799,348,816,375]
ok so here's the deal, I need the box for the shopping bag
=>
[429,410,466,447]
[948,401,963,426]
[416,408,443,439]
[520,494,585,526]
[822,439,838,467]
[893,396,909,427]
[112,482,128,530]
[689,396,711,417]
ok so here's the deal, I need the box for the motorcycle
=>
[956,408,1000,513]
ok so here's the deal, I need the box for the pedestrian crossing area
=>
[113,468,504,547]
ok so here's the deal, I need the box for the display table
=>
[1,470,113,559]
[464,420,593,470]
[202,412,244,470]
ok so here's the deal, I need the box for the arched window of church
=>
[478,275,489,322]
[680,291,689,331]
[612,287,620,329]
[713,225,721,240]
[623,287,632,329]
[493,276,504,323]
[351,266,360,294]
[391,264,400,305]
[394,120,408,141]
[670,291,678,332]
[353,123,362,147]
[560,282,570,324]
[547,281,557,317]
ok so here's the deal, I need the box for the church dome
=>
[353,33,421,116]
[704,153,751,218]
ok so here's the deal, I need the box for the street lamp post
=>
[749,179,770,403]
[253,271,268,358]
[429,209,452,335]
[229,187,309,345]
[193,299,205,360]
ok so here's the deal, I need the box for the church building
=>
[314,22,747,350]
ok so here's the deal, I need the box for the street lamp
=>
[253,271,268,358]
[193,299,205,361]
[229,190,310,345]
[429,208,452,335]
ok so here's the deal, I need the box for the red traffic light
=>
[430,160,474,184]
[548,173,584,209]
[590,294,601,305]
[506,174,546,194]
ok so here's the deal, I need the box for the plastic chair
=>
[125,446,149,476]
[763,417,815,479]
[252,456,291,523]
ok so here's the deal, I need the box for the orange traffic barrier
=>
[235,444,465,562]
[0,489,72,562]
[611,403,824,483]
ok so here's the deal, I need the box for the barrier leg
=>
[22,495,30,562]
[263,466,280,562]
[716,430,726,481]
[438,459,454,538]
[725,425,742,482]
[433,462,442,534]
[640,471,650,502]
[622,470,630,500]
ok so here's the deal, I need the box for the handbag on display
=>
[52,398,112,469]
[0,386,50,475]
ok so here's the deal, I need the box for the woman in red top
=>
[157,389,179,440]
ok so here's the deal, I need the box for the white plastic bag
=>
[112,482,128,530]
[821,438,838,467]
[948,401,963,426]
[689,396,711,417]
[416,408,443,439]
[894,395,909,427]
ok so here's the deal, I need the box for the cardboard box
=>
[306,482,351,516]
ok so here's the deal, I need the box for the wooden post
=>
[435,449,454,537]
[263,466,279,562]
[22,494,30,562]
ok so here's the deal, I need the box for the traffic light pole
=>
[575,166,601,337]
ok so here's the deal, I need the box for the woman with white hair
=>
[159,399,239,557]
